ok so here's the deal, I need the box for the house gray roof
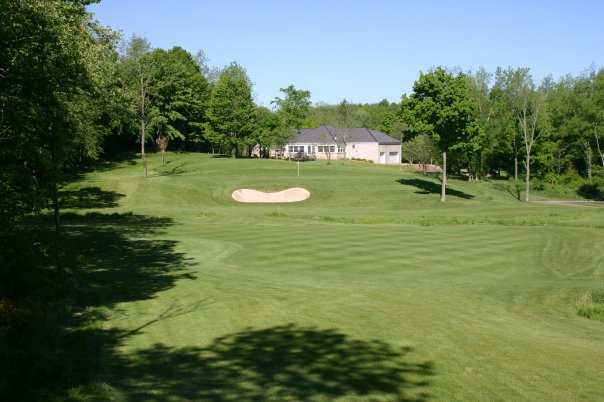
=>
[289,126,400,145]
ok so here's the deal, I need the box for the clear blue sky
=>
[88,0,604,106]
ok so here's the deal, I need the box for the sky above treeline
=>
[88,0,604,106]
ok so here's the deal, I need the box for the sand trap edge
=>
[231,187,311,203]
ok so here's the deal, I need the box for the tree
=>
[272,85,311,129]
[205,63,256,157]
[337,99,352,127]
[254,107,291,158]
[402,68,475,201]
[193,49,211,77]
[465,67,494,180]
[147,47,209,154]
[119,35,153,176]
[500,69,549,202]
[0,0,120,233]
[594,70,604,167]
[404,134,439,168]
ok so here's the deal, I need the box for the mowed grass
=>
[63,153,604,402]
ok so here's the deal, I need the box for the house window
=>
[329,146,335,153]
[317,145,324,152]
[288,146,294,152]
[389,152,398,156]
[337,145,344,152]
[380,152,385,156]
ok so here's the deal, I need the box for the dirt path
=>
[533,200,604,207]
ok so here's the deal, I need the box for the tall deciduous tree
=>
[465,67,494,180]
[500,69,549,202]
[205,63,256,157]
[147,47,209,155]
[272,85,312,129]
[402,68,475,201]
[490,67,530,184]
[0,0,119,232]
[119,35,153,176]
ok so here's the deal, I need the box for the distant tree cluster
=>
[382,67,604,201]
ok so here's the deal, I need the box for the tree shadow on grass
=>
[60,212,196,307]
[105,324,434,402]
[59,187,125,209]
[492,182,522,201]
[397,178,474,199]
[3,191,435,401]
[150,161,188,178]
[1,211,196,400]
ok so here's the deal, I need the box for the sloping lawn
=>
[58,153,604,401]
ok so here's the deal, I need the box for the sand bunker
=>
[232,187,310,203]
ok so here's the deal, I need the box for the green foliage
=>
[272,85,311,129]
[254,106,292,154]
[0,0,120,229]
[401,67,476,153]
[403,134,439,165]
[146,47,209,145]
[308,99,398,130]
[205,63,256,155]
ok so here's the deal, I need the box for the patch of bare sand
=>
[232,187,310,203]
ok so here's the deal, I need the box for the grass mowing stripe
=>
[60,153,604,402]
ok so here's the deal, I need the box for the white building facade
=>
[278,126,401,165]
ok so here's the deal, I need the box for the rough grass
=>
[577,289,604,322]
[48,153,604,402]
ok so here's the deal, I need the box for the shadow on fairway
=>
[59,186,125,209]
[492,182,522,200]
[2,209,196,400]
[4,186,434,401]
[61,212,196,307]
[150,161,188,177]
[397,178,474,199]
[108,324,434,402]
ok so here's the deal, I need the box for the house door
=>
[379,151,386,164]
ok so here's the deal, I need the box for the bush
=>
[577,288,604,322]
[577,182,604,200]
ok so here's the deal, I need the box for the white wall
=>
[378,144,402,165]
[280,142,400,164]
[282,143,344,160]
[345,142,379,163]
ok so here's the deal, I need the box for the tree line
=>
[3,1,604,239]
[391,66,604,201]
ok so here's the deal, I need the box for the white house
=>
[277,126,401,165]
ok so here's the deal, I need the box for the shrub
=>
[576,289,604,322]
[577,182,604,200]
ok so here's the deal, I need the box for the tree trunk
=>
[52,181,61,271]
[441,151,447,202]
[594,132,604,167]
[586,146,592,182]
[141,118,147,177]
[52,183,60,234]
[525,152,530,202]
[140,72,147,177]
[514,155,518,183]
